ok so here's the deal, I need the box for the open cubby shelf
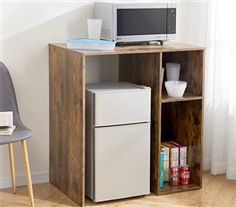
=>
[49,42,204,206]
[159,183,201,195]
[160,100,203,194]
[161,91,203,103]
[160,50,204,195]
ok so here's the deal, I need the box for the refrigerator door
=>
[93,88,151,127]
[93,122,150,202]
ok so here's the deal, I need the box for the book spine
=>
[169,141,188,167]
[179,146,187,166]
[161,145,169,181]
[160,151,164,188]
[170,147,179,167]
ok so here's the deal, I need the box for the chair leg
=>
[21,140,35,207]
[8,143,16,194]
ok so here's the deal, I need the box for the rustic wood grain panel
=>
[162,92,203,103]
[119,53,162,195]
[163,51,204,96]
[200,50,205,187]
[51,43,204,56]
[161,101,202,187]
[49,44,85,206]
[159,183,201,195]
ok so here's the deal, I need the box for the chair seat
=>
[0,126,32,145]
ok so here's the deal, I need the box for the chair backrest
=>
[0,62,24,127]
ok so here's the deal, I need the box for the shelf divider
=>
[159,183,201,195]
[162,92,202,103]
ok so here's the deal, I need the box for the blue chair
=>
[0,62,34,207]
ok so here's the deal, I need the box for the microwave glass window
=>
[117,9,167,36]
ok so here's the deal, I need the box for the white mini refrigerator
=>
[85,82,151,202]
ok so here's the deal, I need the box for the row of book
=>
[160,141,187,182]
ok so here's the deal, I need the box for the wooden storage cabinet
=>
[159,50,204,194]
[49,42,204,206]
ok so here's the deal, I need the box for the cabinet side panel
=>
[49,45,85,206]
[119,53,161,195]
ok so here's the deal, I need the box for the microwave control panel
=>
[167,8,176,34]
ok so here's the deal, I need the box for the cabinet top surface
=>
[49,42,204,56]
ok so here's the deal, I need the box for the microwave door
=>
[116,8,167,42]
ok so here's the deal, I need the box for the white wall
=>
[176,0,210,170]
[0,1,119,188]
[0,0,209,188]
[176,0,209,46]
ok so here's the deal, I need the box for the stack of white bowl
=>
[164,63,187,97]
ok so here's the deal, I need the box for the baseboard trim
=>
[0,171,49,189]
[211,161,226,175]
[203,158,211,170]
[226,167,236,180]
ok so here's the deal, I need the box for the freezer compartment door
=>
[93,89,151,126]
[93,122,150,202]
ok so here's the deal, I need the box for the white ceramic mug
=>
[87,19,102,39]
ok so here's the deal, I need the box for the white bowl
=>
[165,81,187,97]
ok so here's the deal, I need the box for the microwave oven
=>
[94,2,176,44]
